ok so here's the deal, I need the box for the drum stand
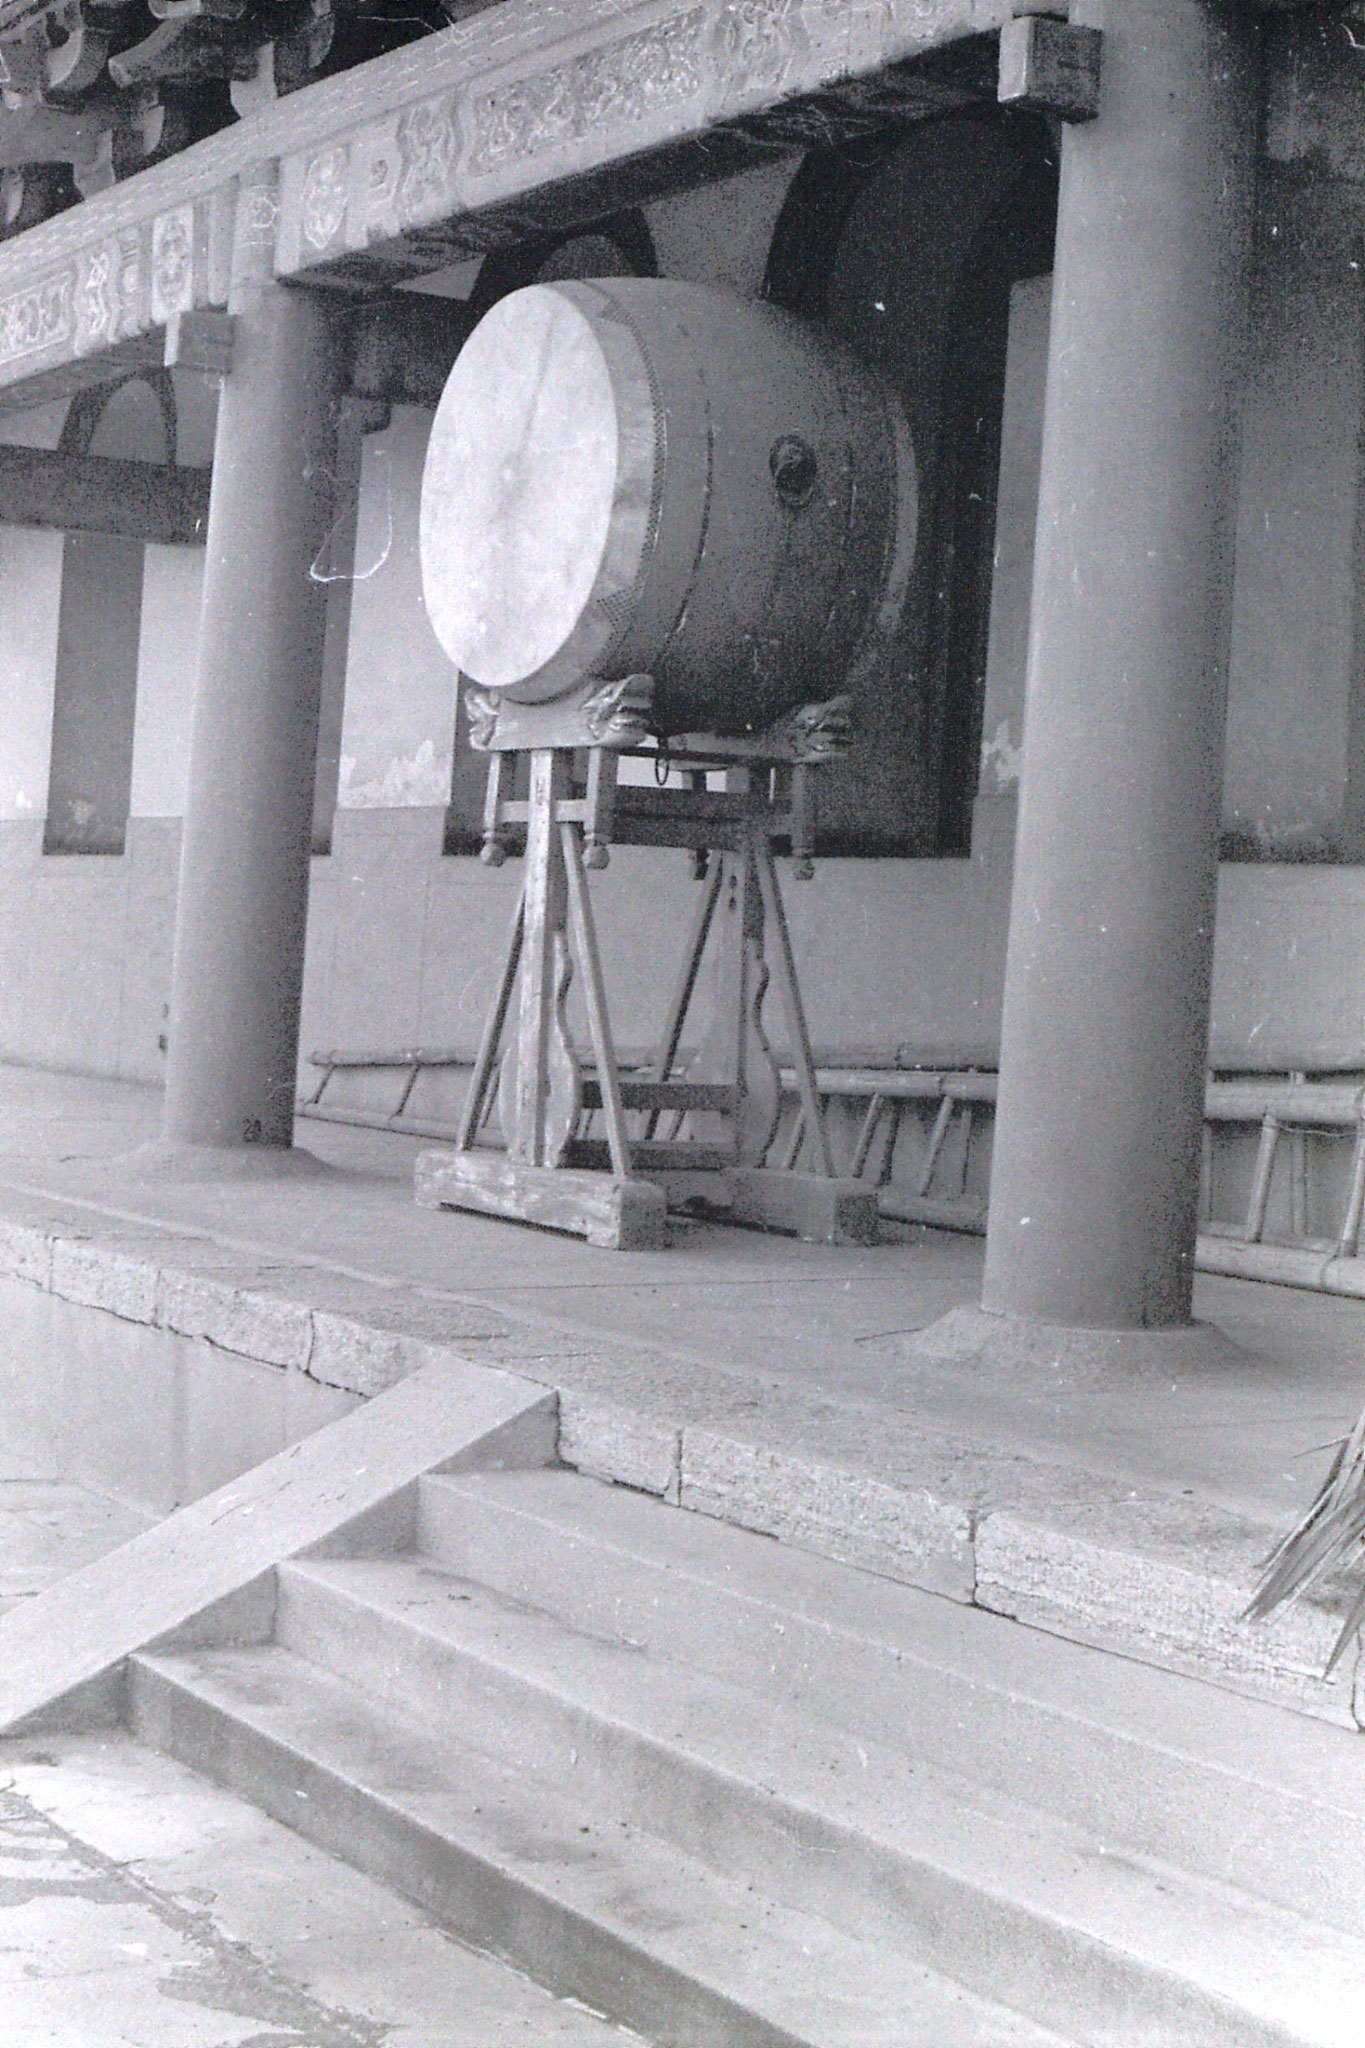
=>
[415,678,878,1250]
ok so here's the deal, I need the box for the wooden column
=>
[162,164,343,1149]
[982,0,1258,1327]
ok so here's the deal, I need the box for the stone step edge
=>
[128,1643,1074,2048]
[557,1401,1364,1732]
[2,1203,1357,1729]
[401,1479,1365,1937]
[0,1203,490,1391]
[277,1550,1365,1979]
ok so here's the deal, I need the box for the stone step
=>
[126,1640,1071,2048]
[0,1728,654,2048]
[556,1399,1355,1729]
[417,1467,1365,1938]
[273,1550,1365,2048]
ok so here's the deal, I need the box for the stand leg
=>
[779,1110,806,1172]
[645,858,724,1140]
[687,847,781,1163]
[457,885,524,1151]
[753,830,835,1176]
[423,739,870,1248]
[480,751,512,866]
[562,820,632,1180]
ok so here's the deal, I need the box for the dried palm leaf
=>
[1244,1400,1365,1674]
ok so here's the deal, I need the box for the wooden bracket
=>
[348,292,474,411]
[164,308,236,376]
[466,674,655,754]
[998,15,1103,124]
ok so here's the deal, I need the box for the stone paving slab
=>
[0,1732,646,2047]
[2,1063,1360,1530]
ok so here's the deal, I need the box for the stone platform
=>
[2,1060,1363,1729]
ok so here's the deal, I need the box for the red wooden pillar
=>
[983,0,1259,1327]
[163,166,343,1149]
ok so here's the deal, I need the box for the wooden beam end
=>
[164,310,236,377]
[999,16,1103,124]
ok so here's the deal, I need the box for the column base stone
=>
[907,1305,1255,1382]
[117,1141,333,1184]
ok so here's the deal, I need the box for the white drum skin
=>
[420,277,917,736]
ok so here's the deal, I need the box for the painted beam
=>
[0,182,236,420]
[0,443,210,543]
[0,0,1011,410]
[271,0,1009,287]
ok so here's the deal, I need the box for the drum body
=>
[419,277,917,737]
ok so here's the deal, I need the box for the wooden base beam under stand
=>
[415,710,877,1251]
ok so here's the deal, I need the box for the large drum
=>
[419,277,917,738]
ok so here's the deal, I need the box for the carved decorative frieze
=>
[467,11,708,178]
[151,203,195,322]
[271,0,1013,287]
[0,269,71,368]
[238,175,280,250]
[397,95,462,214]
[713,0,806,101]
[0,186,225,382]
[115,227,144,334]
[302,143,349,252]
[344,113,403,252]
[73,243,116,348]
[71,227,148,348]
[0,0,1019,397]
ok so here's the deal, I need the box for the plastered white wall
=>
[0,527,63,821]
[0,403,68,820]
[336,406,458,810]
[130,546,203,818]
[969,181,1365,858]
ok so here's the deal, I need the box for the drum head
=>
[420,285,620,692]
